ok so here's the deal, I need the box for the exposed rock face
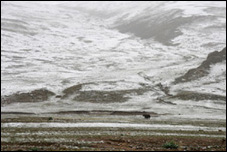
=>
[72,90,131,103]
[1,89,55,106]
[171,91,226,101]
[62,84,83,98]
[175,47,226,83]
[156,83,172,96]
[62,83,151,103]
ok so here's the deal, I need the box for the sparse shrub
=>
[163,141,178,149]
[30,147,39,151]
[48,117,53,121]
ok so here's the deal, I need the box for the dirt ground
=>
[1,134,226,151]
[1,114,226,151]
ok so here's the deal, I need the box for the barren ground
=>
[1,113,226,151]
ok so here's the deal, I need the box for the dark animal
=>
[143,114,151,119]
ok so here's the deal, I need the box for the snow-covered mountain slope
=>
[1,1,226,119]
[61,1,226,46]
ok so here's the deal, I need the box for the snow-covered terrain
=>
[1,1,226,120]
[1,122,226,132]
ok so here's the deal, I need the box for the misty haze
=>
[1,1,226,151]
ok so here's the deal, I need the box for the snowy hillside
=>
[1,1,226,120]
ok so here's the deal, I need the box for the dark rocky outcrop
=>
[1,89,55,106]
[1,112,35,115]
[175,47,226,83]
[156,83,172,96]
[62,84,83,98]
[62,83,151,103]
[73,90,131,103]
[171,91,226,101]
